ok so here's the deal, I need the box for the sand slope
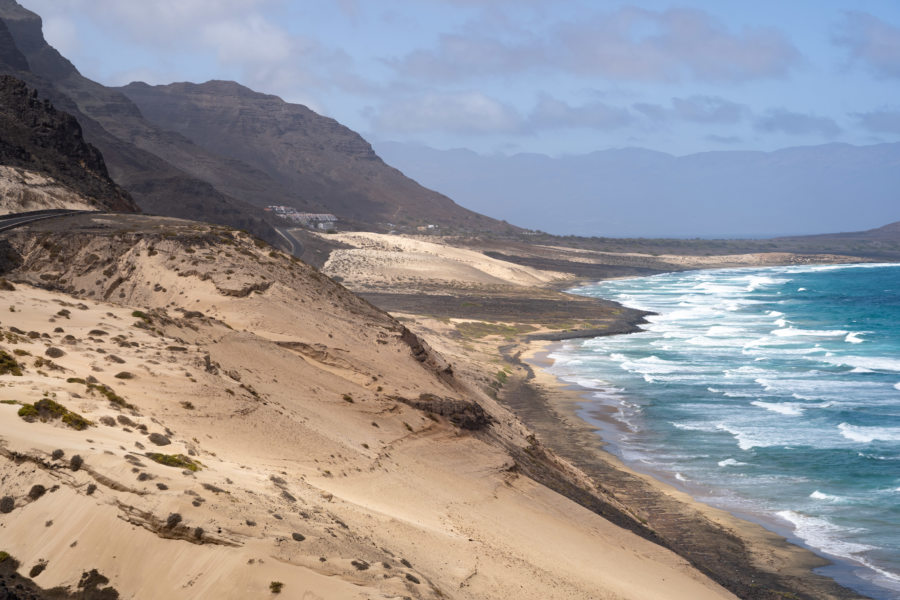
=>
[0,217,736,599]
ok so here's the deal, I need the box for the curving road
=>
[274,226,304,257]
[0,209,93,233]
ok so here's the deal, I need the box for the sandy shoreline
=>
[512,331,872,600]
[299,229,879,598]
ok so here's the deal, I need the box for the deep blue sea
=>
[547,263,900,599]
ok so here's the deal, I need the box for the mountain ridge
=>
[375,140,900,238]
[117,79,511,231]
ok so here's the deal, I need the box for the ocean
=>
[547,263,900,599]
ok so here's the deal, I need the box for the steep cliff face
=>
[120,80,509,231]
[0,0,511,236]
[0,75,137,212]
[0,0,279,242]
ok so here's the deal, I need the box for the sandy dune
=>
[0,218,737,599]
[321,231,572,290]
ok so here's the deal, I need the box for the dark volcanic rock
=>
[119,80,511,233]
[0,1,277,242]
[0,75,137,212]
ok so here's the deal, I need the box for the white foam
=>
[777,510,874,557]
[797,287,807,291]
[810,490,844,502]
[823,355,900,373]
[845,332,865,344]
[716,423,775,450]
[718,458,748,467]
[752,401,805,416]
[674,472,687,482]
[771,327,847,338]
[839,423,900,443]
[894,382,900,391]
[671,422,713,432]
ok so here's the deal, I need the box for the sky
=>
[17,0,900,157]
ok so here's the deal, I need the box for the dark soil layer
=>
[361,291,648,327]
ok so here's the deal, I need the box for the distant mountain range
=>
[375,141,900,238]
[0,0,507,241]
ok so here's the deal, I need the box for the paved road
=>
[274,226,304,257]
[0,209,93,233]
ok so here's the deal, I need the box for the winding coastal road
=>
[0,209,93,233]
[274,226,304,257]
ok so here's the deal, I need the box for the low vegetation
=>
[85,381,135,410]
[147,453,200,471]
[17,398,92,430]
[0,350,23,376]
[455,321,537,339]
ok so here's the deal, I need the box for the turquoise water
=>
[548,264,900,599]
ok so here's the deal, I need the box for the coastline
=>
[497,331,871,600]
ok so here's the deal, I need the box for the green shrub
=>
[86,382,134,410]
[269,581,283,594]
[17,399,92,430]
[147,453,200,471]
[17,404,39,420]
[0,351,23,376]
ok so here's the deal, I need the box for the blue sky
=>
[18,0,900,156]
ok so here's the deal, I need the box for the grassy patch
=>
[146,453,200,471]
[269,581,284,594]
[86,382,134,410]
[0,351,23,376]
[455,321,537,339]
[17,398,92,430]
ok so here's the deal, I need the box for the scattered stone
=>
[148,433,170,446]
[28,485,47,500]
[44,347,65,359]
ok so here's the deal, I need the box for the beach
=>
[315,230,875,599]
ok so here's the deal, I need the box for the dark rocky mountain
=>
[118,80,507,231]
[0,0,511,240]
[0,0,282,241]
[0,74,136,211]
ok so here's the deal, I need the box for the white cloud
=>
[755,109,841,137]
[835,12,900,79]
[371,91,521,134]
[529,95,633,130]
[389,7,799,84]
[853,108,900,134]
[557,8,799,82]
[671,95,745,123]
[201,15,293,65]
